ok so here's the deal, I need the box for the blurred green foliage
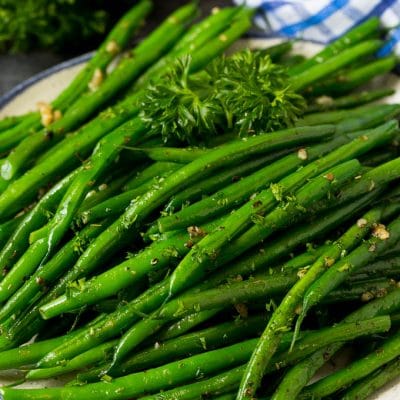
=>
[0,0,130,53]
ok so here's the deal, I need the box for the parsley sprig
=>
[141,49,306,144]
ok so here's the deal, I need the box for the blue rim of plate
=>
[0,51,94,110]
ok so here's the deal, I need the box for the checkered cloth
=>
[234,0,400,56]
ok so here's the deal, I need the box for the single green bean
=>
[306,88,395,113]
[0,316,107,371]
[0,216,24,250]
[298,103,399,126]
[133,146,210,163]
[0,115,25,133]
[188,8,254,73]
[123,162,179,191]
[156,309,222,341]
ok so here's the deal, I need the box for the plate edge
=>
[0,51,94,111]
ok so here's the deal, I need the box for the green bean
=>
[0,167,81,280]
[322,278,395,304]
[347,256,400,282]
[1,4,197,182]
[296,215,400,332]
[281,244,331,271]
[0,0,153,153]
[156,309,222,341]
[149,317,391,400]
[188,8,254,73]
[7,340,260,400]
[165,151,289,213]
[167,139,381,298]
[38,217,222,318]
[79,273,392,382]
[272,287,400,399]
[341,357,400,400]
[155,133,360,233]
[79,164,181,225]
[77,169,137,213]
[0,334,81,371]
[0,115,25,134]
[31,315,266,381]
[39,157,357,330]
[134,146,210,163]
[288,17,380,75]
[23,119,147,280]
[132,7,240,89]
[35,126,332,311]
[290,40,383,91]
[110,272,302,368]
[26,339,119,381]
[0,221,111,323]
[34,190,376,366]
[139,369,243,400]
[298,103,400,126]
[123,162,179,191]
[0,97,140,220]
[300,330,400,398]
[306,88,395,113]
[309,56,397,96]
[29,165,137,244]
[166,122,398,294]
[1,317,389,400]
[237,202,397,399]
[200,191,378,286]
[0,118,42,155]
[111,161,361,368]
[0,216,24,250]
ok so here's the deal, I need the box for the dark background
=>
[0,0,231,96]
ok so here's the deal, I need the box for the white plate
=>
[0,39,399,399]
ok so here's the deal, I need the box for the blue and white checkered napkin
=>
[234,0,400,56]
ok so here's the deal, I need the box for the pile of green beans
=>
[0,5,399,400]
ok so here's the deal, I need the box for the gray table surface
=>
[0,0,231,97]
